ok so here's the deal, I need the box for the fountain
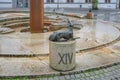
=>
[0,6,120,76]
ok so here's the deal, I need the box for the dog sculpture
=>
[49,19,74,42]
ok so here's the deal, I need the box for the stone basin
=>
[0,19,119,56]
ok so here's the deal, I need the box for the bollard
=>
[49,40,76,71]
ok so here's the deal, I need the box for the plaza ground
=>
[0,8,120,80]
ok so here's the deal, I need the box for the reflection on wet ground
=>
[97,12,120,25]
[0,12,120,77]
[0,13,29,19]
[0,17,119,55]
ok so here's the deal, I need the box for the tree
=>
[92,0,98,10]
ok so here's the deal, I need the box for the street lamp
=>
[57,0,59,9]
[116,0,119,9]
[119,0,120,9]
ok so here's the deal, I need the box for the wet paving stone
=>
[89,71,96,76]
[42,78,48,80]
[74,74,80,78]
[64,75,71,80]
[70,74,76,79]
[59,76,66,80]
[53,76,59,80]
[48,77,54,80]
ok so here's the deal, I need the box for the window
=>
[47,0,54,3]
[67,0,74,3]
[105,0,111,3]
[85,0,92,3]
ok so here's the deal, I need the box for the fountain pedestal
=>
[30,0,44,33]
[49,41,76,71]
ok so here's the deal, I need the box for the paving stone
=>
[84,72,91,77]
[113,65,119,69]
[113,74,120,78]
[114,78,120,80]
[80,73,86,78]
[48,77,54,80]
[105,72,112,77]
[74,74,80,78]
[85,77,92,80]
[114,69,120,73]
[70,74,76,79]
[64,75,71,80]
[38,76,46,80]
[111,70,117,74]
[95,78,103,80]
[109,67,116,72]
[118,65,120,68]
[102,69,108,73]
[59,76,66,80]
[108,72,114,76]
[89,72,95,76]
[98,69,105,74]
[35,78,41,80]
[75,79,81,80]
[97,74,104,78]
[53,76,59,80]
[94,70,101,75]
[104,76,113,80]
[79,78,87,80]
[94,75,100,79]
[109,76,116,80]
[106,68,113,72]
[70,79,75,80]
[112,66,118,69]
[42,78,48,80]
[100,78,108,80]
[89,76,96,80]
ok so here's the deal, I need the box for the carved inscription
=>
[58,53,73,64]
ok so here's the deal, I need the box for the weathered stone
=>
[65,75,71,80]
[59,76,66,80]
[49,41,76,71]
[53,76,59,80]
[75,74,80,78]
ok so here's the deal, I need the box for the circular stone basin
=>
[0,19,119,56]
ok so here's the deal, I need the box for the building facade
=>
[0,0,119,9]
[0,0,12,8]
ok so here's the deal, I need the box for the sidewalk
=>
[0,8,119,13]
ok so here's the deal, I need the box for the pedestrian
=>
[86,9,93,19]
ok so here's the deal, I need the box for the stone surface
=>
[0,19,119,56]
[49,41,76,71]
[0,10,120,80]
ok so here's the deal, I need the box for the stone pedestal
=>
[30,0,44,33]
[49,41,76,71]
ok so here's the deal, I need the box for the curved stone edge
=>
[0,32,119,57]
[0,33,119,57]
[77,24,120,53]
[77,36,120,53]
[0,17,29,22]
[0,62,119,78]
[0,11,120,78]
[0,11,119,57]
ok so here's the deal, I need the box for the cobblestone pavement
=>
[1,63,120,80]
[41,64,120,80]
